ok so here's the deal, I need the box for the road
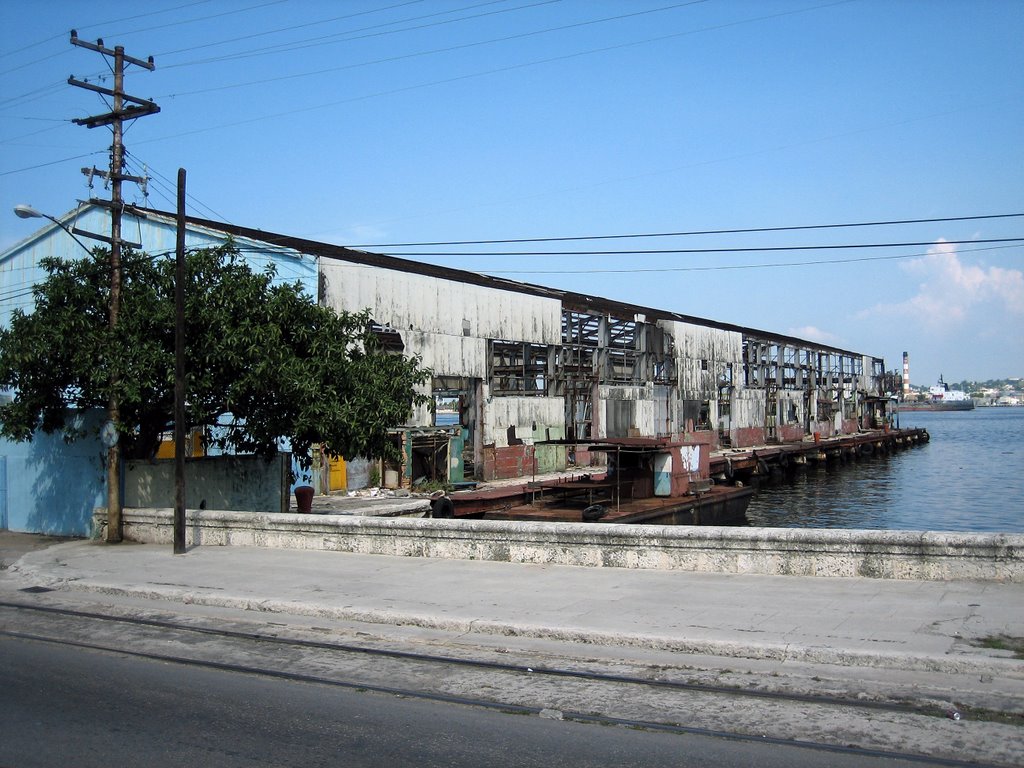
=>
[2,533,1016,767]
[1,633,942,768]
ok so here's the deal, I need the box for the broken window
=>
[488,340,548,396]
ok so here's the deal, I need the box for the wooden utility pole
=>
[68,31,158,543]
[174,169,187,555]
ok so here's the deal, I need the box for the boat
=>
[897,375,975,412]
[449,437,754,526]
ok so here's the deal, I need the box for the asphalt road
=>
[0,634,941,768]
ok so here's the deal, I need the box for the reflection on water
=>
[744,408,1024,533]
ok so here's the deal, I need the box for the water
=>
[744,408,1024,533]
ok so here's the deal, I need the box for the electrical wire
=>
[0,150,105,177]
[154,0,428,58]
[480,242,1024,275]
[159,0,552,70]
[123,149,230,223]
[157,0,700,97]
[363,237,1024,257]
[348,213,1024,248]
[102,0,289,42]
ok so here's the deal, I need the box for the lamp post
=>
[13,203,123,543]
[13,204,92,255]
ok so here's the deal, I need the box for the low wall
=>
[95,508,1024,582]
[124,454,290,513]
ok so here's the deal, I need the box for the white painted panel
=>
[322,262,561,344]
[404,331,487,378]
[483,396,563,447]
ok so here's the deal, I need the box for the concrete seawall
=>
[95,508,1024,582]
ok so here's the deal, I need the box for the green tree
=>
[0,244,429,467]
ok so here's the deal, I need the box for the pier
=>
[442,426,929,527]
[709,426,930,483]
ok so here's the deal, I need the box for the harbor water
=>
[744,408,1024,533]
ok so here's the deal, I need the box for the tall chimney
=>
[902,352,910,398]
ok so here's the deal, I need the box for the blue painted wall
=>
[0,411,106,535]
[1,205,318,534]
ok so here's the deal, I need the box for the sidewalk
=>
[5,537,1024,680]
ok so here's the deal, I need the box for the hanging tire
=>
[430,496,454,518]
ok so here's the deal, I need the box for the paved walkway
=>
[5,538,1023,680]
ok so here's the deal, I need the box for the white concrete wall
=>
[102,508,1024,583]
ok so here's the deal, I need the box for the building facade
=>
[1,203,891,532]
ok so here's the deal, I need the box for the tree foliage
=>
[0,244,430,466]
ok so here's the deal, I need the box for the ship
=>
[897,375,975,412]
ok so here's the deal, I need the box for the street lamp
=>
[13,204,92,254]
[13,202,122,543]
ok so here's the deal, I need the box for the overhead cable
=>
[349,212,1024,248]
[367,237,1024,257]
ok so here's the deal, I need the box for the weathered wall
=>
[597,385,654,438]
[477,394,565,480]
[124,454,291,514]
[482,393,563,448]
[730,390,766,447]
[777,390,806,441]
[668,321,743,398]
[101,509,1024,583]
[321,262,562,345]
[0,410,105,536]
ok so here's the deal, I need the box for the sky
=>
[1,0,1021,386]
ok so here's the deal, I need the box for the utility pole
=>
[68,31,159,544]
[174,168,187,555]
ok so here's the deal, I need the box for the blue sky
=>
[2,0,1021,385]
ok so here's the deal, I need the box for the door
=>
[653,452,672,497]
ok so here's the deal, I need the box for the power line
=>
[348,213,1024,248]
[134,1,837,145]
[123,149,231,223]
[481,243,1024,275]
[103,0,287,41]
[156,1,702,98]
[0,150,105,177]
[159,0,551,71]
[366,237,1024,257]
[153,0,427,59]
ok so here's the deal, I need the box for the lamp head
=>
[13,204,43,220]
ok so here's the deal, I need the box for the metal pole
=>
[173,168,187,554]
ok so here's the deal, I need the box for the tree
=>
[0,244,430,467]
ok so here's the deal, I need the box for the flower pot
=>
[294,485,314,513]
